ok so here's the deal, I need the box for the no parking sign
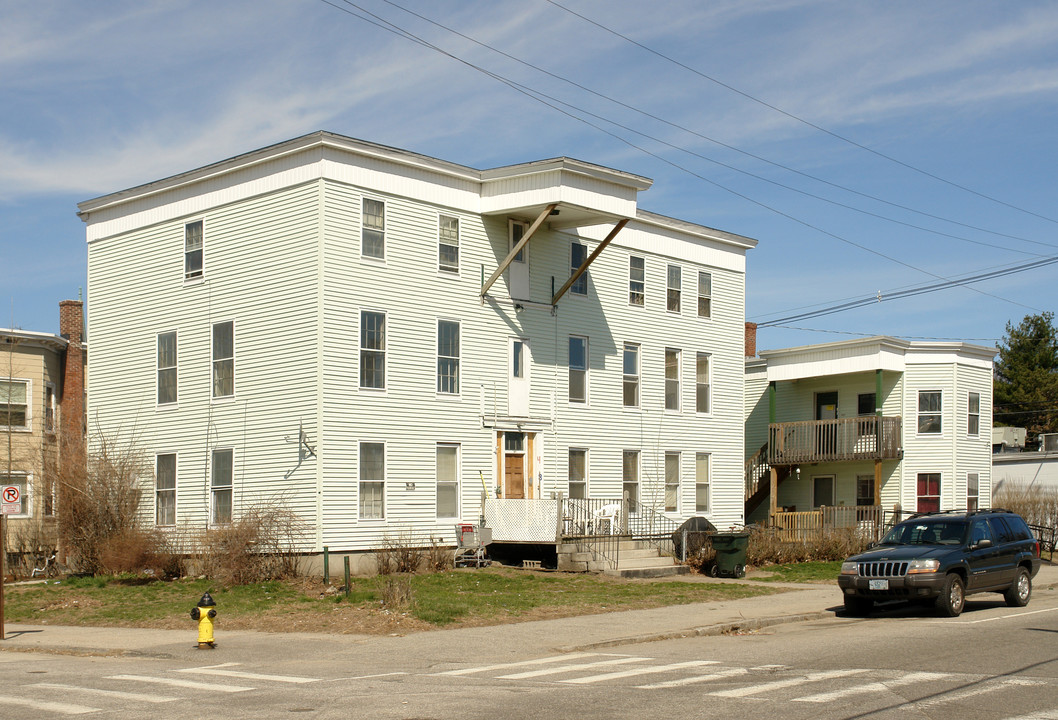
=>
[1,486,20,515]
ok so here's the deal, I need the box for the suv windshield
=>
[879,520,967,546]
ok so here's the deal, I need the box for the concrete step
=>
[607,564,691,579]
[614,555,677,569]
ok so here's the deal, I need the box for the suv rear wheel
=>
[1004,567,1032,607]
[935,574,965,617]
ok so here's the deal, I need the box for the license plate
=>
[869,579,889,591]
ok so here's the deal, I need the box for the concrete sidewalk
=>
[1,563,1055,664]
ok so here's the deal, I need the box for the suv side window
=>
[1004,515,1033,541]
[971,519,993,546]
[989,517,1015,544]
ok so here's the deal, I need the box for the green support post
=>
[323,546,329,585]
[344,556,351,597]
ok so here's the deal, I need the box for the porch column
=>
[768,381,776,424]
[769,467,778,523]
[874,458,882,508]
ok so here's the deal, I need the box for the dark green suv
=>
[838,509,1041,617]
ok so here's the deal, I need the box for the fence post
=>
[323,546,329,585]
[555,491,566,543]
[343,556,351,597]
[681,530,688,562]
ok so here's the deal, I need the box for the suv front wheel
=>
[936,574,965,617]
[1005,567,1032,607]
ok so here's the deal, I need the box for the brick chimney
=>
[59,300,85,462]
[745,322,758,358]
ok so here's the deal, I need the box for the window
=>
[667,265,682,312]
[695,453,710,513]
[665,349,680,411]
[359,442,385,519]
[622,344,640,407]
[41,383,54,433]
[212,321,234,398]
[570,242,588,295]
[695,353,710,413]
[437,320,460,394]
[438,215,459,273]
[360,311,386,389]
[629,256,644,306]
[211,448,233,524]
[968,392,980,436]
[568,336,587,404]
[967,473,979,512]
[813,475,834,508]
[0,473,29,518]
[184,220,203,280]
[0,379,28,429]
[857,393,876,434]
[918,391,942,434]
[157,331,177,405]
[622,450,639,513]
[697,271,712,318]
[155,454,176,526]
[512,340,525,379]
[436,444,459,518]
[510,220,527,263]
[856,474,875,506]
[917,472,941,513]
[568,448,587,500]
[665,452,680,512]
[362,198,385,259]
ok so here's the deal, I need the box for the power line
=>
[765,325,1001,342]
[544,0,1058,227]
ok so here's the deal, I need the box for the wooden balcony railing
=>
[768,416,902,465]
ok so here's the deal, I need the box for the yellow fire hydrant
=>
[190,592,217,649]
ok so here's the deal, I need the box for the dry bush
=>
[57,434,151,575]
[425,537,453,572]
[994,485,1058,529]
[7,521,57,577]
[683,540,716,574]
[374,544,396,576]
[745,525,872,566]
[374,530,425,575]
[377,575,413,609]
[196,503,308,585]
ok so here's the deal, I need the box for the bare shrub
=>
[374,544,396,576]
[683,540,716,574]
[994,485,1058,529]
[375,530,424,575]
[7,521,57,578]
[57,433,151,575]
[196,503,308,585]
[745,526,872,566]
[425,537,453,572]
[377,575,413,609]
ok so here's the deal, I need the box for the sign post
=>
[0,485,22,641]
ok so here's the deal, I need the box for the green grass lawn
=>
[754,561,843,583]
[3,569,785,633]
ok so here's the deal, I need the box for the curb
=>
[561,609,834,652]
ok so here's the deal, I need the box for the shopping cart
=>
[454,523,492,568]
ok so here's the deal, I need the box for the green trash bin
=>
[709,532,749,578]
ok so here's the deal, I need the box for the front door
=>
[509,337,530,416]
[815,391,838,456]
[504,433,526,499]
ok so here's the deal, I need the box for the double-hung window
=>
[157,331,177,405]
[184,220,203,280]
[359,442,385,519]
[437,320,460,394]
[439,215,459,273]
[0,379,29,430]
[696,353,710,413]
[155,453,176,526]
[362,198,385,259]
[568,449,587,499]
[665,349,680,411]
[360,311,386,389]
[569,336,587,404]
[212,321,234,398]
[918,390,942,434]
[623,343,640,407]
[44,384,55,433]
[697,271,711,318]
[968,392,980,436]
[570,242,588,295]
[629,256,645,306]
[695,453,710,512]
[436,443,459,518]
[917,472,941,513]
[622,450,639,513]
[664,452,680,512]
[211,448,233,524]
[667,265,681,312]
[967,473,979,511]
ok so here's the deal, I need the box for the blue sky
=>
[2,0,1056,352]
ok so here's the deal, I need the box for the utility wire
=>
[765,325,1001,342]
[381,0,1057,253]
[545,0,1058,227]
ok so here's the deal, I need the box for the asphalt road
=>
[1,592,1057,720]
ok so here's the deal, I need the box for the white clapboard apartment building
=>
[78,132,757,563]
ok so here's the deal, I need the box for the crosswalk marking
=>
[0,696,100,715]
[28,682,179,703]
[498,656,654,679]
[709,668,870,698]
[435,652,621,676]
[105,674,254,693]
[637,666,748,689]
[560,660,718,685]
[794,671,949,702]
[916,678,1045,708]
[178,664,319,684]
